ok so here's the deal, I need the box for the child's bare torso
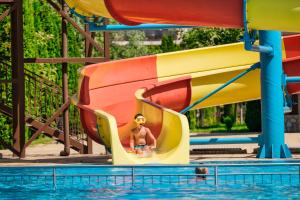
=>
[132,126,147,145]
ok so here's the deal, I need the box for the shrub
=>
[223,115,234,132]
[245,100,261,132]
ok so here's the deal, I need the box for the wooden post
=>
[60,0,70,156]
[11,0,25,158]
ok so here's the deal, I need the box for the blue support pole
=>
[286,76,300,83]
[257,31,291,158]
[190,137,258,145]
[89,23,193,32]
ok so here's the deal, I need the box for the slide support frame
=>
[256,30,291,158]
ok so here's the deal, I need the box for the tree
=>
[245,100,261,132]
[220,104,235,132]
[185,111,197,130]
[223,116,234,132]
[110,30,149,59]
[181,27,243,49]
[160,35,179,52]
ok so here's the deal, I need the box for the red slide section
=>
[78,56,158,144]
[78,58,192,145]
[283,35,300,93]
[104,0,243,28]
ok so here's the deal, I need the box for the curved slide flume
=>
[72,35,300,165]
[66,0,300,33]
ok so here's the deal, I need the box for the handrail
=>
[0,163,299,189]
[0,61,86,150]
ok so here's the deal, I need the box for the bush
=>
[223,104,236,122]
[245,100,261,132]
[223,116,234,132]
[185,110,197,130]
[160,35,179,52]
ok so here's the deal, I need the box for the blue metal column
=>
[257,31,291,158]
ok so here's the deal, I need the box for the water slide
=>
[68,0,300,165]
[66,0,300,32]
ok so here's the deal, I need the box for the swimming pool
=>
[0,160,299,199]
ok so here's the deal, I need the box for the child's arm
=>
[130,132,135,150]
[146,128,156,149]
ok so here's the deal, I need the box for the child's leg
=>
[144,145,151,152]
[136,148,143,154]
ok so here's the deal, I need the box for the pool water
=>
[1,184,300,200]
[0,161,299,200]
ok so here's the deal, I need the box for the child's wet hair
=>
[134,113,144,119]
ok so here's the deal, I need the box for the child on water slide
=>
[130,113,156,157]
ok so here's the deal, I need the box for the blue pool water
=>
[0,160,300,199]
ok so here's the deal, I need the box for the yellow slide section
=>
[94,90,190,165]
[156,42,273,109]
[247,0,300,33]
[65,0,111,18]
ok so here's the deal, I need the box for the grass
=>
[191,123,249,133]
[31,135,54,145]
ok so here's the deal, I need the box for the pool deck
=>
[0,133,299,166]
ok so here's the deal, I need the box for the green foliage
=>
[185,110,197,130]
[199,107,216,127]
[224,104,235,117]
[160,35,179,52]
[31,135,53,145]
[191,123,248,133]
[0,5,11,62]
[222,104,236,123]
[223,116,234,132]
[24,1,61,82]
[0,115,12,149]
[0,5,12,148]
[147,45,163,54]
[111,30,149,59]
[245,100,262,132]
[0,1,85,149]
[181,27,243,49]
